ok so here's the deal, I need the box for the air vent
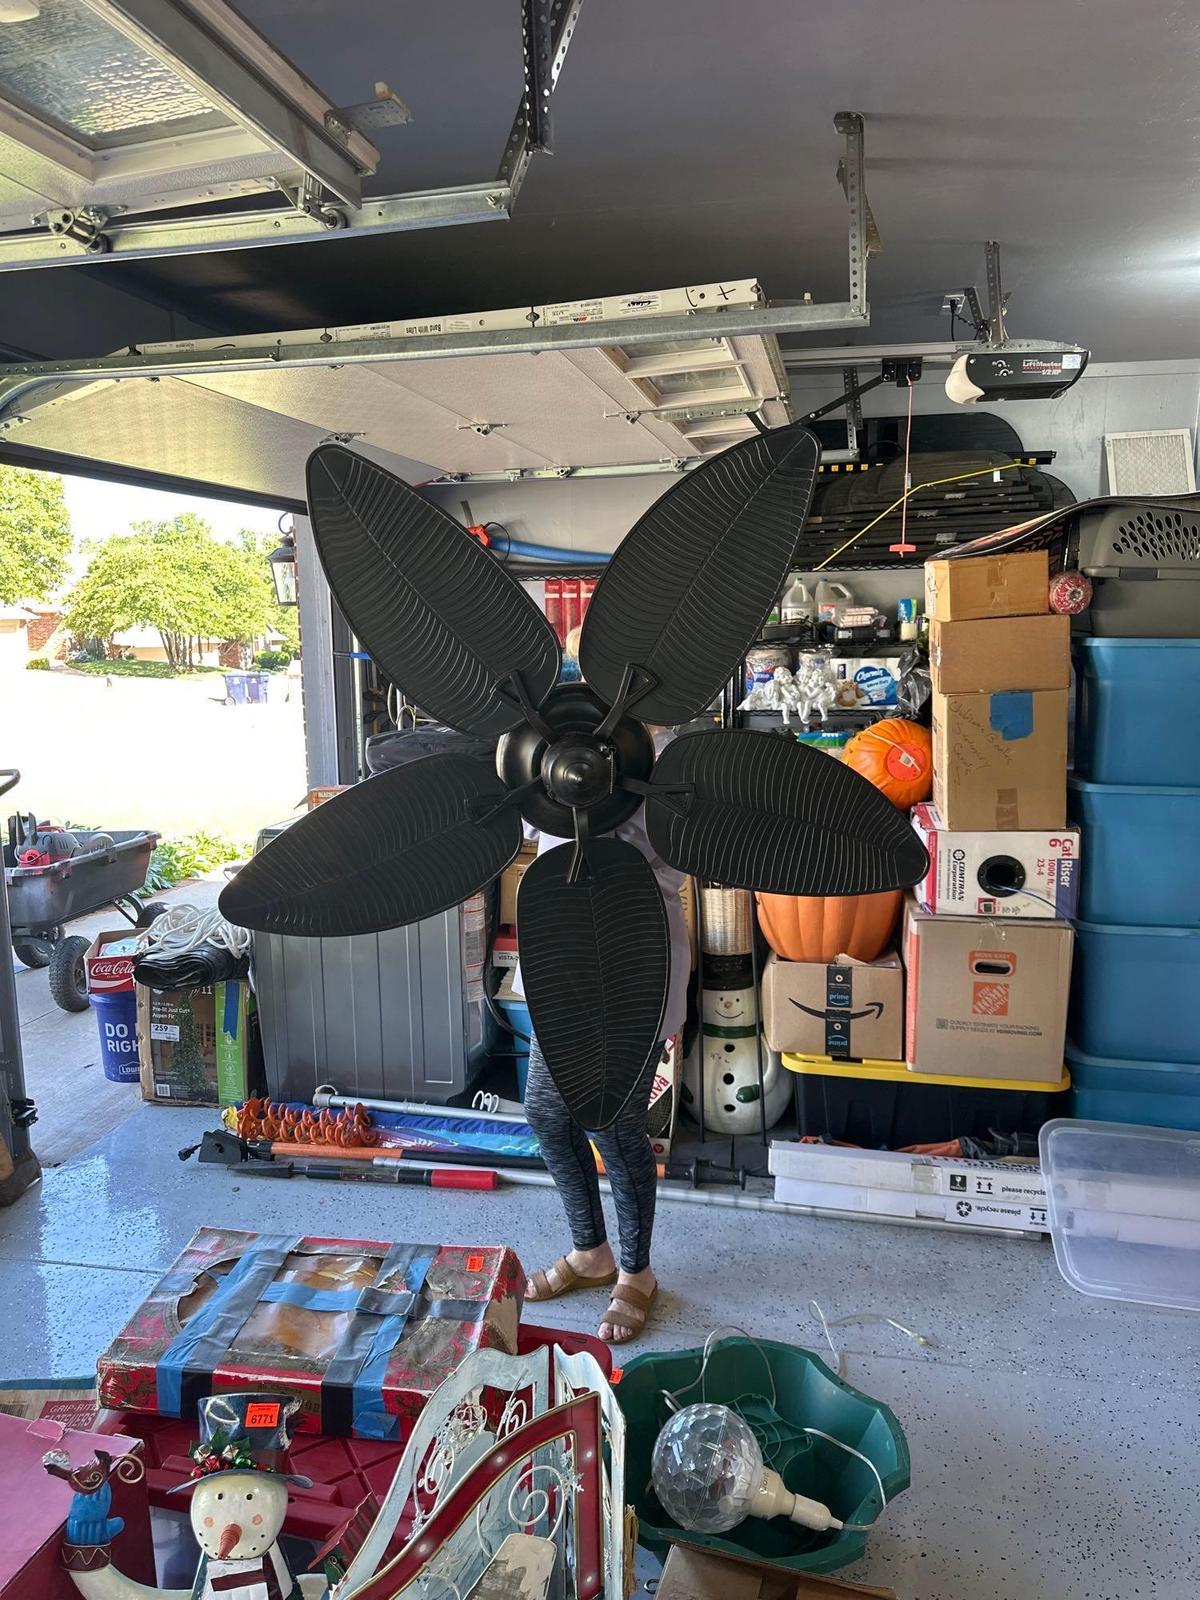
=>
[1103,430,1196,496]
[1111,509,1200,563]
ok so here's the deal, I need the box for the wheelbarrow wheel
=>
[49,935,91,1012]
[135,898,170,928]
[13,925,63,969]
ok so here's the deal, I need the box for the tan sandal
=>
[600,1281,658,1344]
[527,1255,618,1302]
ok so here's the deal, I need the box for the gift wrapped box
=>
[97,1227,524,1440]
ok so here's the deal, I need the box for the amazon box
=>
[932,688,1067,830]
[903,898,1072,1083]
[929,613,1070,694]
[762,951,902,1061]
[925,549,1048,622]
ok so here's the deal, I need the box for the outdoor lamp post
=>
[268,528,298,606]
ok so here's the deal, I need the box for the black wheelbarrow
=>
[4,792,164,1011]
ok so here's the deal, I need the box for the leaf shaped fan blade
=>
[578,424,820,724]
[219,755,521,938]
[644,729,930,895]
[307,445,561,737]
[517,839,669,1130]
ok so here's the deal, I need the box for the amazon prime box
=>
[761,951,902,1061]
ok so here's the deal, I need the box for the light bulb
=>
[0,1,40,22]
[650,1403,842,1536]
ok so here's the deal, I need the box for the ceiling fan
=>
[220,424,929,1127]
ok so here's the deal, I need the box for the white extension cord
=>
[134,904,252,959]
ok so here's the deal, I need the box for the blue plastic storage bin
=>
[1070,919,1200,1064]
[1069,777,1200,926]
[496,991,532,1097]
[1074,639,1200,785]
[1065,1040,1200,1131]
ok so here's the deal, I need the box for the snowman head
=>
[190,1470,289,1560]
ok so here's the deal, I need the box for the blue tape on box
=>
[989,691,1033,741]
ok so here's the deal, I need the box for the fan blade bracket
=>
[594,662,660,738]
[493,670,559,743]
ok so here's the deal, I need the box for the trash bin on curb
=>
[90,988,140,1083]
[224,671,270,705]
[223,671,249,705]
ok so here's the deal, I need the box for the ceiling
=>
[1,0,1198,363]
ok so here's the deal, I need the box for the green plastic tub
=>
[615,1335,909,1575]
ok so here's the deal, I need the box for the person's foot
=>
[599,1267,658,1345]
[526,1244,617,1301]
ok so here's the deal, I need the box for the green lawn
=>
[69,659,228,679]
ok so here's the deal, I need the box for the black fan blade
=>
[219,755,521,937]
[644,729,930,895]
[518,839,669,1130]
[307,446,560,737]
[578,425,820,724]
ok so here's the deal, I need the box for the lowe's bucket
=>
[91,988,140,1083]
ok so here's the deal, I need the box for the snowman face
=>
[190,1472,289,1561]
[702,988,758,1026]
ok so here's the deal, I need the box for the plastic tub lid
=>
[1073,638,1200,650]
[781,1052,1070,1093]
[1039,1118,1200,1312]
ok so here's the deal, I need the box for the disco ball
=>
[650,1402,843,1537]
[651,1404,765,1534]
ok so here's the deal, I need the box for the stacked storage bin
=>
[1067,639,1200,1129]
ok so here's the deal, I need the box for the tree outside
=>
[64,514,296,672]
[0,466,72,604]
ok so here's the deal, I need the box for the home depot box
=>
[84,928,140,994]
[903,899,1071,1082]
[925,550,1049,622]
[761,951,902,1060]
[912,803,1080,919]
[500,841,538,925]
[929,613,1070,693]
[136,980,254,1105]
[932,688,1067,830]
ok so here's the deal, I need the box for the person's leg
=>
[522,1032,616,1298]
[589,1048,661,1343]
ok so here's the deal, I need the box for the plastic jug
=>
[781,574,814,627]
[815,579,854,625]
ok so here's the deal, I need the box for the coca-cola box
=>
[85,928,141,994]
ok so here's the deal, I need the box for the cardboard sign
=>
[932,688,1067,830]
[903,898,1072,1083]
[761,952,902,1061]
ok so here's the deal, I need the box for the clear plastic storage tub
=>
[1073,638,1200,786]
[1068,777,1200,926]
[1039,1118,1200,1311]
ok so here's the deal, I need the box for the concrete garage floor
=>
[1,1101,1197,1599]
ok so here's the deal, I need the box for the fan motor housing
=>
[497,683,654,837]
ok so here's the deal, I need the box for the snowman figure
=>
[685,983,791,1136]
[50,1393,325,1600]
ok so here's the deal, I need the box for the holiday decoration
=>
[842,719,933,809]
[96,1228,523,1439]
[755,888,901,963]
[687,984,790,1137]
[234,1099,378,1148]
[219,428,929,1131]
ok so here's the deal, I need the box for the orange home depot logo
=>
[972,981,1010,1016]
[969,948,1015,1016]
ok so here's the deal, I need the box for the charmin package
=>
[912,803,1080,919]
[96,1227,524,1439]
[903,898,1073,1083]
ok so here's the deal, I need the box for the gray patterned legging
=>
[523,1032,661,1273]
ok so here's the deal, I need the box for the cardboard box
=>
[648,1035,683,1159]
[136,980,253,1106]
[84,927,141,995]
[307,785,350,808]
[499,841,539,925]
[772,1174,1050,1233]
[770,1140,1048,1204]
[761,951,903,1060]
[658,1542,897,1600]
[903,898,1072,1083]
[96,1227,523,1436]
[0,1413,154,1598]
[912,803,1080,919]
[932,688,1067,830]
[925,549,1049,622]
[929,613,1070,693]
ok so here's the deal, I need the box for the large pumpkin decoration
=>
[756,888,901,963]
[843,717,932,809]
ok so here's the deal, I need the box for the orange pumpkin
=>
[756,888,901,963]
[843,717,932,809]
